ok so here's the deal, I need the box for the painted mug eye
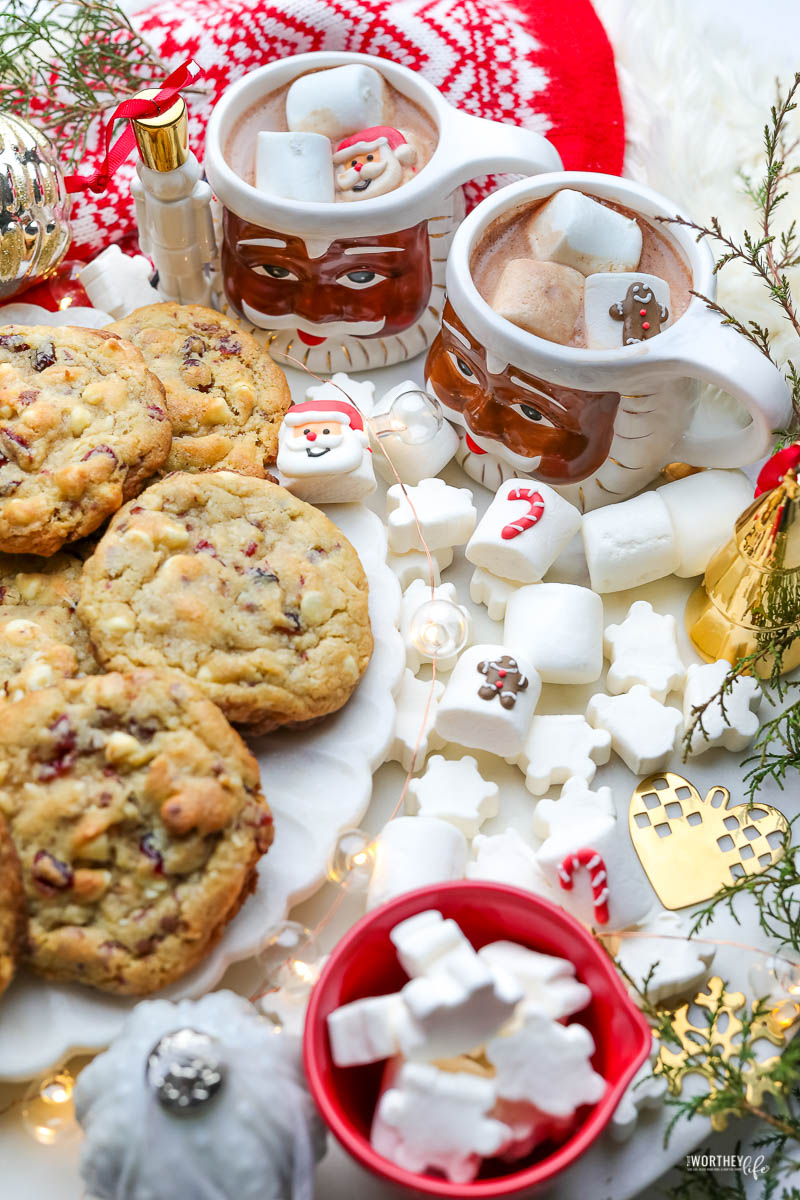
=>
[252,264,297,280]
[446,351,476,379]
[514,403,556,428]
[337,270,385,290]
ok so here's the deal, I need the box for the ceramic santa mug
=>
[425,173,792,509]
[204,51,562,373]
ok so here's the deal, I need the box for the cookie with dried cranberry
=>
[78,471,373,731]
[0,669,272,995]
[0,326,171,556]
[108,304,291,476]
[0,812,25,997]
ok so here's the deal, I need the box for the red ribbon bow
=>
[64,59,202,195]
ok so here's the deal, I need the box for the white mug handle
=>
[437,111,563,192]
[655,307,792,467]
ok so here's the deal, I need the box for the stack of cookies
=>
[0,303,374,998]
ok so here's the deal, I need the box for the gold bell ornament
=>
[0,112,72,300]
[686,443,800,677]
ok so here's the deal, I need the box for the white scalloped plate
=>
[0,305,404,1078]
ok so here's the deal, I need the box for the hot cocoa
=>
[471,191,692,349]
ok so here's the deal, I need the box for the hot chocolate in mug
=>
[425,173,792,508]
[204,52,561,373]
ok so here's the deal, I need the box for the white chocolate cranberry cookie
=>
[0,812,25,997]
[108,304,291,476]
[0,670,272,995]
[0,326,171,555]
[78,471,373,730]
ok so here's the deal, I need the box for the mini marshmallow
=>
[656,469,753,577]
[612,909,715,1005]
[286,64,388,141]
[372,381,459,485]
[513,715,612,795]
[504,583,603,684]
[367,817,467,911]
[406,755,499,837]
[389,910,464,979]
[466,829,552,892]
[584,272,671,349]
[478,942,591,1020]
[683,660,761,755]
[399,958,522,1062]
[387,669,445,772]
[532,777,616,839]
[604,600,686,702]
[489,258,584,345]
[486,1010,606,1117]
[525,189,642,275]
[466,479,583,583]
[386,477,477,554]
[255,131,335,203]
[609,1037,667,1142]
[372,1061,510,1183]
[435,643,541,758]
[400,580,472,674]
[586,686,683,775]
[386,545,453,589]
[469,567,520,622]
[582,491,680,593]
[328,993,407,1067]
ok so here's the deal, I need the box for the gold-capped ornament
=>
[0,112,72,300]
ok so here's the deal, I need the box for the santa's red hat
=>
[333,126,417,166]
[282,399,365,431]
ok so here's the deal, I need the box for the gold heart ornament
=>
[629,772,788,910]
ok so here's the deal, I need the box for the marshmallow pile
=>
[327,910,605,1183]
[487,189,672,349]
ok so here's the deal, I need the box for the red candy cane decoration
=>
[558,848,610,925]
[501,488,545,539]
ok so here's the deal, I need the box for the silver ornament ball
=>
[145,1028,226,1114]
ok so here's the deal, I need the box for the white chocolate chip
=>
[101,613,136,635]
[300,590,332,626]
[3,618,39,644]
[122,528,154,551]
[105,730,150,767]
[69,405,92,435]
[155,520,190,550]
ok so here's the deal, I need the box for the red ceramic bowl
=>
[304,881,652,1197]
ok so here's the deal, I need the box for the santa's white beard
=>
[277,431,364,477]
[335,156,404,200]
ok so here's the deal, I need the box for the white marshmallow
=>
[584,272,671,349]
[504,583,603,684]
[582,491,680,593]
[469,567,520,622]
[399,958,522,1062]
[525,189,642,275]
[400,580,472,674]
[489,258,584,344]
[532,777,616,839]
[78,245,159,319]
[255,131,334,203]
[386,477,477,554]
[406,755,499,837]
[386,545,453,589]
[435,643,541,758]
[367,817,468,911]
[466,828,551,892]
[478,942,591,1020]
[286,64,388,141]
[613,909,716,1006]
[493,1099,576,1162]
[304,372,376,414]
[389,910,464,979]
[466,479,582,583]
[486,1010,606,1117]
[609,1037,667,1142]
[372,381,459,485]
[683,660,761,755]
[586,686,683,775]
[604,600,686,702]
[656,469,753,577]
[513,715,612,795]
[372,1061,510,1184]
[328,993,407,1066]
[387,669,445,772]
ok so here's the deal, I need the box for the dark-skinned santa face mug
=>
[425,173,792,509]
[204,51,561,373]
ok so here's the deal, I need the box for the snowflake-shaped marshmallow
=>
[400,581,472,674]
[406,754,499,836]
[469,566,520,622]
[532,776,616,839]
[586,687,682,775]
[466,828,551,892]
[512,714,612,796]
[388,669,445,771]
[486,1010,606,1117]
[683,660,762,756]
[604,600,686,702]
[386,545,454,589]
[386,477,477,554]
[609,1035,667,1142]
[305,372,376,416]
[479,941,591,1020]
[613,909,716,1005]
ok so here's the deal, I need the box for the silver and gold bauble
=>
[0,112,72,300]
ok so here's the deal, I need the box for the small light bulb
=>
[372,389,443,445]
[409,598,469,663]
[21,1071,77,1146]
[328,828,376,892]
[256,920,321,997]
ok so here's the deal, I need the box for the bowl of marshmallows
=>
[304,881,651,1196]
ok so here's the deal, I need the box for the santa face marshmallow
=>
[276,398,376,503]
[333,126,418,201]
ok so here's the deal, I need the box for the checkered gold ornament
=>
[629,772,788,909]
